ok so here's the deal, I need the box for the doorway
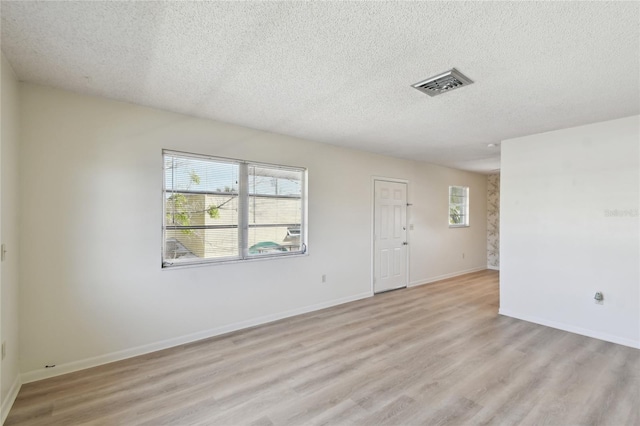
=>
[373,179,408,293]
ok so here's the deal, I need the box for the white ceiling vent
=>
[412,68,474,97]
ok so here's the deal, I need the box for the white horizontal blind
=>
[247,165,304,256]
[449,185,469,226]
[164,153,240,263]
[163,150,306,267]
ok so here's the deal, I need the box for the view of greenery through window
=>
[449,186,469,226]
[163,152,304,265]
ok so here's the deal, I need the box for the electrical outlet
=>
[322,274,327,283]
[1,341,6,360]
[409,224,414,231]
[462,253,465,259]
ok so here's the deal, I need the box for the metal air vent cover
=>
[412,68,474,97]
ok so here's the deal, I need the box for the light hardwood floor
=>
[6,270,639,425]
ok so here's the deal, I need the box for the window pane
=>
[248,165,303,255]
[450,186,465,197]
[164,154,240,261]
[165,155,239,194]
[448,185,469,226]
[248,166,302,196]
[449,206,463,224]
[163,151,307,266]
[165,225,239,260]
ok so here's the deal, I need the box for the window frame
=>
[448,185,470,228]
[162,150,307,268]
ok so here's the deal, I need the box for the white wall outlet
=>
[409,224,414,231]
[321,274,327,283]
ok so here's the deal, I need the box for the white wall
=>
[1,53,21,421]
[18,84,487,381]
[500,115,640,348]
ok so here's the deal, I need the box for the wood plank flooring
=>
[7,270,640,425]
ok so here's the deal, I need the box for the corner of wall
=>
[1,375,21,424]
[1,50,22,423]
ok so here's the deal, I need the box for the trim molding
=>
[409,266,487,287]
[1,374,21,424]
[499,308,640,349]
[21,291,372,384]
[487,265,500,271]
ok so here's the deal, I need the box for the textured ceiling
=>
[1,1,639,173]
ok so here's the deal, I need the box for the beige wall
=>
[1,53,21,420]
[18,83,487,381]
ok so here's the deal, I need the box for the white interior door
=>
[374,180,408,293]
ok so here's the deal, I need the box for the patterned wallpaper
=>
[487,173,500,269]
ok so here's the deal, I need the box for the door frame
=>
[371,176,410,295]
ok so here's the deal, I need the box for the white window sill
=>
[162,251,309,270]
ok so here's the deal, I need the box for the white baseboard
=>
[1,374,21,424]
[21,291,372,384]
[487,264,500,271]
[409,266,487,287]
[499,309,640,349]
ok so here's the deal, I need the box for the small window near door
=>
[449,186,469,227]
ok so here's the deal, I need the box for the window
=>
[163,150,306,267]
[449,186,469,227]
